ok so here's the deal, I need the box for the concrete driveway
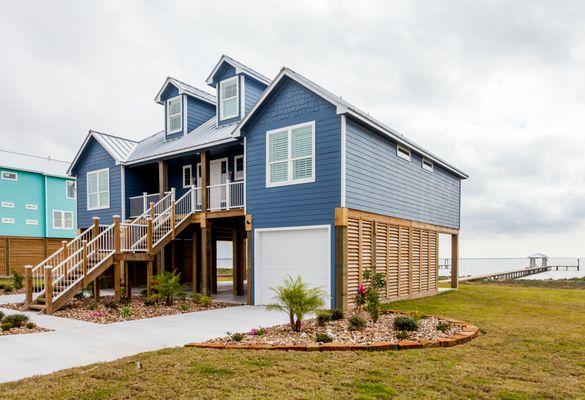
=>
[0,294,288,383]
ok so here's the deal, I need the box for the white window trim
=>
[219,76,239,121]
[422,158,434,172]
[166,95,183,135]
[26,219,38,225]
[86,168,110,211]
[66,180,76,199]
[2,217,15,224]
[397,144,411,162]
[265,121,316,188]
[53,210,74,230]
[1,171,18,181]
[26,204,38,210]
[234,155,244,181]
[182,165,193,188]
[1,201,14,208]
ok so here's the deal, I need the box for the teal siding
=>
[0,168,76,238]
[345,118,461,229]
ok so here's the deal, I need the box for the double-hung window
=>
[87,168,109,210]
[167,96,182,134]
[266,121,315,187]
[182,165,193,188]
[53,210,73,229]
[219,77,238,120]
[234,155,244,181]
[66,180,76,199]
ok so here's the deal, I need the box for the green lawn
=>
[2,284,584,399]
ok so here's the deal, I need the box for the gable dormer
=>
[155,77,216,141]
[206,55,270,126]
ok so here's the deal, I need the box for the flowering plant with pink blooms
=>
[249,327,268,336]
[89,311,104,318]
[355,283,367,312]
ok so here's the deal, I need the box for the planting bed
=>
[188,310,479,351]
[0,325,51,336]
[5,295,233,324]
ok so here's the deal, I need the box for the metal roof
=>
[235,67,469,179]
[155,77,216,105]
[0,149,71,178]
[527,253,549,259]
[68,131,139,175]
[206,55,271,86]
[125,118,238,164]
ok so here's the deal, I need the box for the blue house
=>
[0,149,77,277]
[28,55,466,313]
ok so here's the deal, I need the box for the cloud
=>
[0,0,584,256]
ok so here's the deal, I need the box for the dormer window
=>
[219,77,238,120]
[166,96,183,134]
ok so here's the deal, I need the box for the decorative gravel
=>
[51,296,233,324]
[209,311,463,346]
[0,325,51,336]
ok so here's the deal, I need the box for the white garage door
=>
[255,225,331,308]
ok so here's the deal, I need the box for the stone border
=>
[185,311,480,351]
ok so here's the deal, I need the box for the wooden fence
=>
[0,237,68,276]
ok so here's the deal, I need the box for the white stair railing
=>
[206,181,245,211]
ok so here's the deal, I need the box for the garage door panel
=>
[255,226,331,307]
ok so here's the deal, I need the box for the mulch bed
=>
[9,295,234,324]
[187,310,479,351]
[0,325,52,336]
[0,287,25,296]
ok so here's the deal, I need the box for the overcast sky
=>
[1,1,584,258]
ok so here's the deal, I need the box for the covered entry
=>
[254,225,331,307]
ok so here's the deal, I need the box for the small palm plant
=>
[267,275,326,332]
[152,270,186,306]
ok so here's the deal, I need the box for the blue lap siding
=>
[73,138,121,228]
[345,119,461,229]
[243,77,342,305]
[244,76,267,113]
[187,97,215,132]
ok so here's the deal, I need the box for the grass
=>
[1,283,584,399]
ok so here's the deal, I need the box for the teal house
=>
[0,149,76,276]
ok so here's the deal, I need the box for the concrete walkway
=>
[0,294,288,383]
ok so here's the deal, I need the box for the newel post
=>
[25,265,33,304]
[82,240,88,276]
[62,240,69,280]
[113,215,121,253]
[44,265,53,314]
[147,217,153,253]
[149,201,155,219]
[226,178,231,210]
[190,184,196,212]
[171,200,176,239]
[142,192,148,215]
[92,217,100,239]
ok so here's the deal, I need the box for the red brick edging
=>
[185,311,480,351]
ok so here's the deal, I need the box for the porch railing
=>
[207,181,245,211]
[129,191,172,218]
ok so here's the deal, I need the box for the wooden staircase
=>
[24,188,197,314]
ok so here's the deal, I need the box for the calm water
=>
[439,258,584,280]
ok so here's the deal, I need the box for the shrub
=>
[120,306,132,319]
[25,322,36,329]
[393,316,418,332]
[119,296,131,305]
[192,292,202,304]
[230,332,244,342]
[436,321,451,333]
[3,285,13,293]
[179,303,189,312]
[360,266,386,323]
[200,295,212,307]
[366,289,380,323]
[74,291,85,300]
[348,315,368,331]
[143,297,157,307]
[266,275,326,332]
[1,322,13,331]
[152,270,186,306]
[354,284,367,312]
[12,271,24,290]
[0,310,4,320]
[315,333,333,343]
[140,289,148,298]
[396,330,409,340]
[86,302,97,311]
[104,301,118,309]
[250,327,268,336]
[331,309,344,321]
[409,310,426,322]
[316,311,332,326]
[3,314,29,328]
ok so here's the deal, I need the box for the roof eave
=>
[205,55,271,87]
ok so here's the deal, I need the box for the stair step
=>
[28,304,45,310]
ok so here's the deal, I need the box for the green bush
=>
[315,333,333,343]
[3,285,13,293]
[74,291,85,300]
[25,322,36,329]
[119,296,131,305]
[348,315,368,331]
[266,275,326,332]
[393,316,418,332]
[316,311,332,326]
[104,301,118,309]
[200,295,212,307]
[3,313,29,328]
[436,321,451,333]
[143,297,157,307]
[120,306,132,319]
[366,289,381,323]
[192,292,202,304]
[12,271,24,290]
[86,302,97,311]
[1,322,12,331]
[0,310,4,320]
[330,309,344,321]
[179,303,189,312]
[152,270,186,306]
[140,289,148,298]
[396,330,409,340]
[230,332,244,342]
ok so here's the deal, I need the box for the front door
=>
[209,158,228,210]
